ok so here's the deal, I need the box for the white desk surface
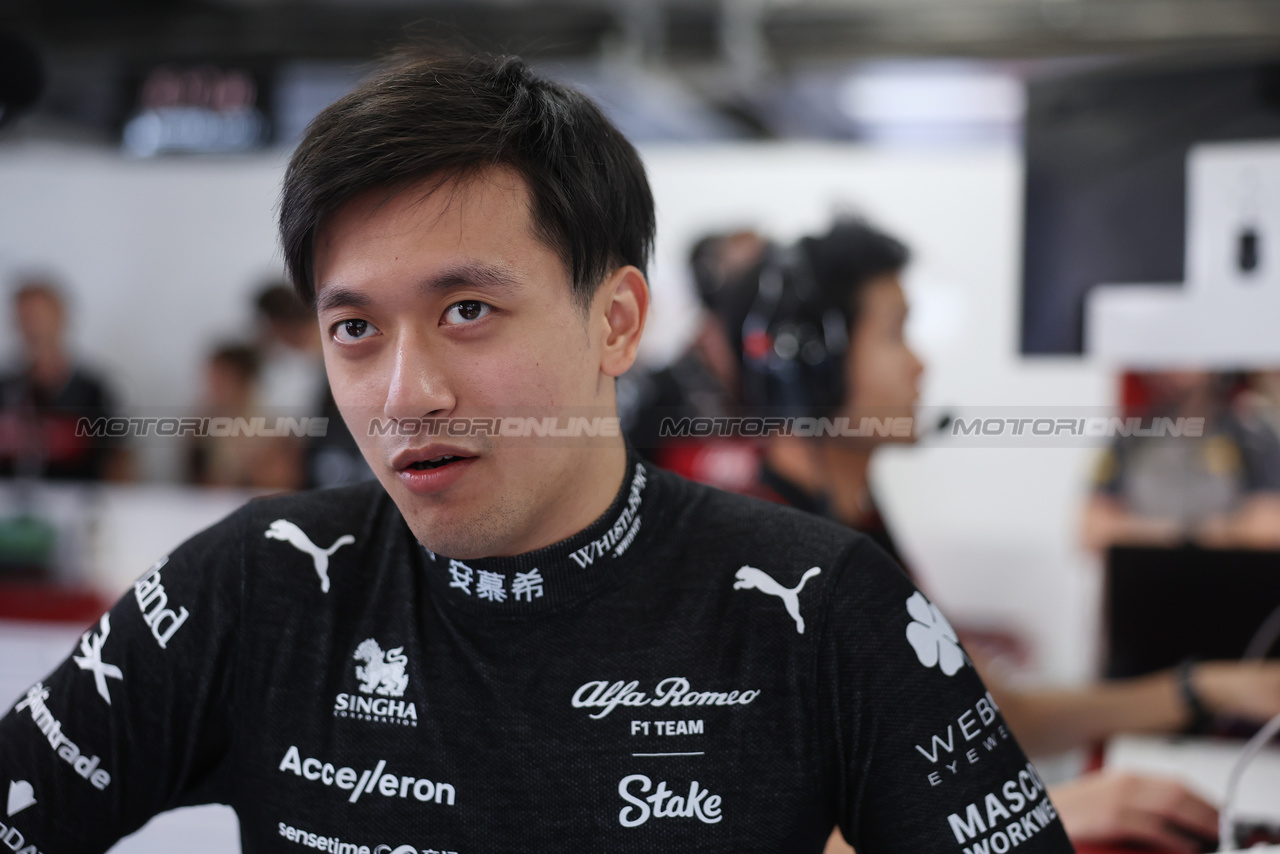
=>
[1106,733,1280,823]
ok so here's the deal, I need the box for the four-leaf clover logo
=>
[905,591,967,676]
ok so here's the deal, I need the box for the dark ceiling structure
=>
[10,0,1280,65]
[5,0,1280,143]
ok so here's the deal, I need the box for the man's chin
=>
[395,497,513,561]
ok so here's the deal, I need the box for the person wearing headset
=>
[733,218,1280,854]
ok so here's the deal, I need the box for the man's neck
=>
[764,437,873,527]
[496,440,630,558]
[27,350,71,391]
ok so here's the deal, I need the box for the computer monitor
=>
[1105,545,1280,679]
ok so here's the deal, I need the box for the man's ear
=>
[596,265,649,378]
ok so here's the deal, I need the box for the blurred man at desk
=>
[1083,371,1280,552]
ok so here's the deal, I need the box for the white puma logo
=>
[265,519,355,593]
[733,565,822,634]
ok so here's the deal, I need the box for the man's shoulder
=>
[238,480,395,538]
[158,481,393,562]
[652,466,875,566]
[646,467,913,647]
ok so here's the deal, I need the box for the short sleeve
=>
[1228,415,1280,493]
[819,539,1073,854]
[0,506,245,853]
[1092,442,1125,496]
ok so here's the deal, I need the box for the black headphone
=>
[738,241,850,417]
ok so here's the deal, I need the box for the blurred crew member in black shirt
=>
[0,280,122,481]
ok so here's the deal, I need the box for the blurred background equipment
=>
[122,64,268,157]
[3,0,1280,147]
[1105,546,1280,680]
[1085,140,1280,366]
[0,30,44,130]
[1022,58,1280,356]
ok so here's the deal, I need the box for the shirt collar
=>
[419,451,663,617]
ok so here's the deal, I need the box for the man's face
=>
[14,292,64,357]
[841,274,923,430]
[1146,370,1215,411]
[313,167,642,558]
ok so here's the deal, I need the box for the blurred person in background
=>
[1241,369,1280,440]
[620,229,766,490]
[726,219,1280,853]
[252,282,371,489]
[1082,370,1280,552]
[254,281,326,417]
[738,221,915,560]
[302,383,374,489]
[0,278,127,481]
[185,342,301,490]
[249,280,371,486]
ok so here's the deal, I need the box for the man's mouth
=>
[391,446,479,494]
[392,445,480,473]
[408,455,469,471]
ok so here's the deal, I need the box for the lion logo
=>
[353,638,409,697]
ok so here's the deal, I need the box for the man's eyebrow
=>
[315,264,523,313]
[422,263,522,296]
[315,286,372,314]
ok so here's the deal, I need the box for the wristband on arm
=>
[1176,658,1214,734]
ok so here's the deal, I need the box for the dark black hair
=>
[688,229,767,309]
[737,218,910,416]
[799,217,910,331]
[209,343,260,384]
[279,49,655,310]
[255,281,312,324]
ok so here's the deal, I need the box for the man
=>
[737,218,1280,853]
[253,282,326,421]
[252,282,371,489]
[0,280,124,481]
[620,229,766,488]
[0,53,1073,852]
[1082,370,1280,552]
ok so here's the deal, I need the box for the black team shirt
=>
[0,456,1072,853]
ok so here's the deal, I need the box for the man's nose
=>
[908,346,925,380]
[383,335,456,422]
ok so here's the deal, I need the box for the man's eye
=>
[332,319,378,342]
[443,301,492,325]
